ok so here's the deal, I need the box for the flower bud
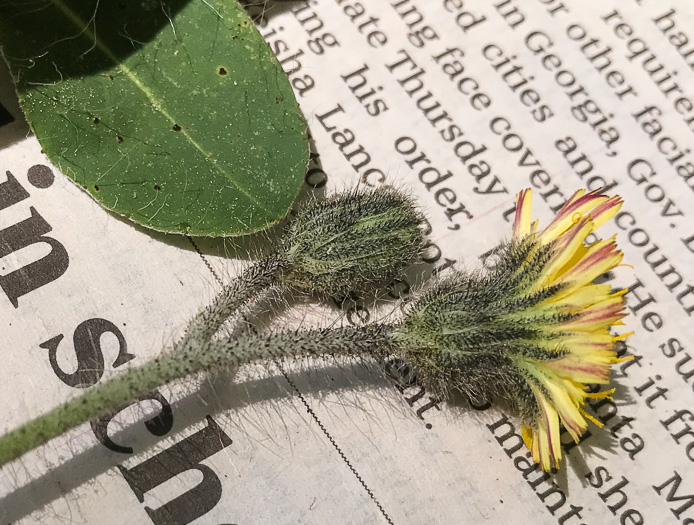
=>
[280,187,426,296]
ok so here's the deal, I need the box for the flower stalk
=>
[0,326,395,467]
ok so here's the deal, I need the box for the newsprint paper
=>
[2,1,694,524]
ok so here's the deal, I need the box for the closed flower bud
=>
[280,187,426,296]
[392,188,630,471]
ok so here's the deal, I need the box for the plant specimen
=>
[0,187,629,472]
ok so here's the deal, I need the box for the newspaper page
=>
[1,0,694,523]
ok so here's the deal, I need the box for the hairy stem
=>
[0,324,395,467]
[178,254,287,347]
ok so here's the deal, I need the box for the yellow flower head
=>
[394,188,628,471]
[512,188,628,470]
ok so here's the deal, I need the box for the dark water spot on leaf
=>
[27,164,54,188]
[117,135,124,143]
[94,185,99,191]
[173,124,181,131]
[154,185,161,191]
[219,67,227,75]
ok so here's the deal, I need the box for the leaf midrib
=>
[50,0,271,215]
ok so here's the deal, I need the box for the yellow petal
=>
[513,189,534,240]
[552,237,623,299]
[537,217,595,286]
[538,189,608,244]
[588,196,623,230]
[546,284,621,309]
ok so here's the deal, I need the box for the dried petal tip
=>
[280,187,426,296]
[394,188,629,471]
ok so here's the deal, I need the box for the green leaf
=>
[0,0,308,236]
